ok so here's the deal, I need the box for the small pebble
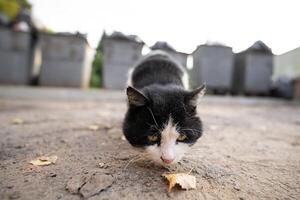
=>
[234,186,241,191]
[9,192,20,199]
[98,162,105,168]
[145,182,151,187]
[49,173,57,177]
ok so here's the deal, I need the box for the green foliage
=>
[17,0,31,9]
[90,51,103,88]
[90,38,104,88]
[0,0,19,20]
[0,0,31,21]
[40,27,54,33]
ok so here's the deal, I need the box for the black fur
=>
[131,53,185,89]
[122,51,204,148]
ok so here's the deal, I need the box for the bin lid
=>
[150,41,176,52]
[150,41,188,55]
[246,41,272,54]
[105,31,144,44]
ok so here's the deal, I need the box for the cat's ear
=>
[126,86,148,107]
[186,84,206,107]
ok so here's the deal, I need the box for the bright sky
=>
[29,0,300,55]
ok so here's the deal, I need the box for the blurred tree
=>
[0,0,31,21]
[0,0,19,21]
[40,27,54,33]
[90,38,104,88]
[18,0,31,9]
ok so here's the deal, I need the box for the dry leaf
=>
[88,125,99,131]
[30,155,58,166]
[12,118,24,124]
[162,173,196,192]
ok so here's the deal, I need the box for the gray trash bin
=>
[39,33,94,88]
[0,28,32,85]
[102,31,144,89]
[190,44,234,92]
[233,41,273,95]
[150,41,188,68]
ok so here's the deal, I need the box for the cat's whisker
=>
[177,159,198,171]
[174,122,180,132]
[146,120,160,131]
[153,126,160,131]
[181,128,202,135]
[188,167,194,174]
[146,107,159,127]
[123,155,144,170]
[181,128,201,132]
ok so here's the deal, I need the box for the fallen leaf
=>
[88,125,99,131]
[162,173,196,192]
[30,155,58,166]
[12,118,24,124]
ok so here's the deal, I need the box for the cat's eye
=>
[148,135,158,142]
[177,134,187,141]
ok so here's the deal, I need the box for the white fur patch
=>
[126,67,134,87]
[182,71,189,90]
[145,117,189,164]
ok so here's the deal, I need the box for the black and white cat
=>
[123,50,206,165]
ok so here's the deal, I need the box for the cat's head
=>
[122,84,205,165]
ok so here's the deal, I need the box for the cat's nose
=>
[161,157,174,164]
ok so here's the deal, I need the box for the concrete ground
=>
[0,86,299,200]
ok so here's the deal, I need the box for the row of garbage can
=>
[102,32,274,95]
[189,41,273,95]
[0,27,94,88]
[0,27,274,95]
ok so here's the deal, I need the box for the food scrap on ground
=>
[88,125,100,131]
[29,155,58,166]
[162,173,196,193]
[11,118,24,125]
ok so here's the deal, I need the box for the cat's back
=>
[129,51,188,89]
